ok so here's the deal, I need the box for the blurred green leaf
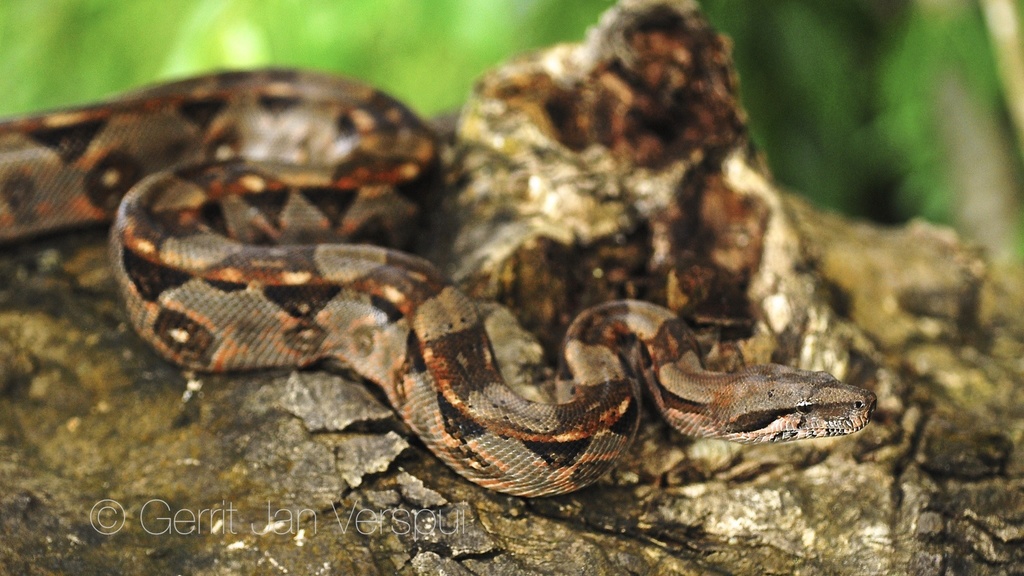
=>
[0,0,614,116]
[2,0,1021,256]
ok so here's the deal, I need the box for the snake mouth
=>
[776,388,877,442]
[747,403,875,443]
[768,409,874,442]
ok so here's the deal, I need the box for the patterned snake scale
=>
[0,70,876,497]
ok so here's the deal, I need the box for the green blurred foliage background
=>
[1,0,1022,257]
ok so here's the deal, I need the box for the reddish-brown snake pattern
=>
[0,70,875,496]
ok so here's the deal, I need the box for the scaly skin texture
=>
[0,69,876,496]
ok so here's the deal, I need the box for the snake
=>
[0,69,876,497]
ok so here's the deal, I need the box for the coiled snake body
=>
[0,70,875,496]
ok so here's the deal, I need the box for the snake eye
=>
[853,401,865,410]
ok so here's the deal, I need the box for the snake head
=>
[722,365,877,443]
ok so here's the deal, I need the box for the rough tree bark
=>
[1,1,1021,574]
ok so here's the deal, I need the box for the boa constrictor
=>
[0,69,875,497]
